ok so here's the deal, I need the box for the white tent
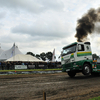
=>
[0,47,4,55]
[6,54,44,62]
[0,43,22,61]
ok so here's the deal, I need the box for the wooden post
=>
[43,92,46,100]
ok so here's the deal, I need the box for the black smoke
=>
[75,8,100,42]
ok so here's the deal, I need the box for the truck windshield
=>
[62,44,76,56]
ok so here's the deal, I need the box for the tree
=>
[35,54,40,60]
[46,52,53,61]
[40,52,46,61]
[26,52,35,56]
[92,53,99,60]
[26,51,55,61]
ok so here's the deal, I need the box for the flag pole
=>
[52,48,55,62]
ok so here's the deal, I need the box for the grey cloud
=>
[0,12,6,19]
[94,22,100,33]
[0,0,64,13]
[37,0,64,11]
[11,20,68,38]
[0,0,43,13]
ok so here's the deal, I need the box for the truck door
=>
[84,44,92,60]
[75,44,86,62]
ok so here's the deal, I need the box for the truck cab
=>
[61,42,93,77]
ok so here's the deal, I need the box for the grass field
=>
[89,96,100,100]
[0,68,62,72]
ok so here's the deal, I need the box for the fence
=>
[0,61,61,70]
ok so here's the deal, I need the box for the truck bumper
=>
[62,63,82,72]
[92,64,100,73]
[92,68,100,72]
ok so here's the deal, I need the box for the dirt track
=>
[0,72,100,100]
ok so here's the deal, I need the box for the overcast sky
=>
[0,0,100,60]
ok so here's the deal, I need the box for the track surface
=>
[0,73,100,100]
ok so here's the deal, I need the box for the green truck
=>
[61,42,100,77]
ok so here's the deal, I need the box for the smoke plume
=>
[75,7,100,42]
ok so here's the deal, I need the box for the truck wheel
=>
[82,64,91,75]
[68,71,76,78]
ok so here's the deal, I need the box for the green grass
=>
[0,68,62,72]
[89,96,100,100]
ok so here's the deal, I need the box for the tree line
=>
[26,51,55,61]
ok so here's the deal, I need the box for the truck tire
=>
[82,64,91,75]
[68,71,76,78]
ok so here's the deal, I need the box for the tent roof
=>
[0,47,4,55]
[0,43,22,60]
[6,54,44,62]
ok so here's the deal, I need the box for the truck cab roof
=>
[63,42,90,49]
